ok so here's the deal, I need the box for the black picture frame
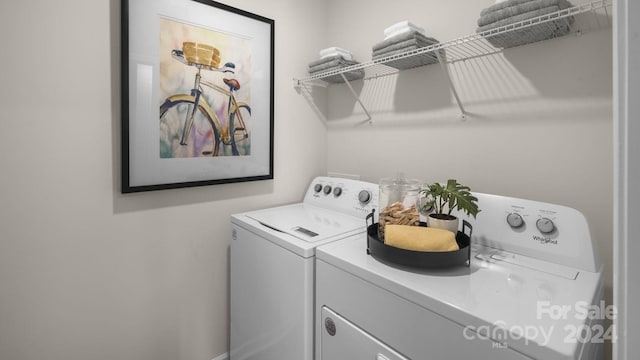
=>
[121,0,274,193]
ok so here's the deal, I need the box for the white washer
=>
[315,193,604,360]
[230,176,378,360]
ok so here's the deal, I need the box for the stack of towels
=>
[477,0,574,49]
[307,47,364,83]
[371,21,441,70]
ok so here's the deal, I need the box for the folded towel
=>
[482,20,571,48]
[477,5,566,33]
[478,0,573,27]
[320,51,353,61]
[308,55,358,70]
[373,30,439,52]
[319,46,353,60]
[481,0,571,16]
[384,24,427,40]
[308,59,359,75]
[383,21,425,38]
[372,37,438,57]
[384,225,459,252]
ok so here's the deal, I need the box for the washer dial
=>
[536,217,556,234]
[358,190,371,204]
[506,213,524,228]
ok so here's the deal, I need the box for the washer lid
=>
[247,203,364,243]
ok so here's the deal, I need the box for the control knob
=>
[333,187,342,197]
[506,213,524,228]
[358,190,372,204]
[323,185,332,195]
[536,217,556,234]
[314,184,323,193]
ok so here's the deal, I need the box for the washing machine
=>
[230,176,378,360]
[315,193,605,360]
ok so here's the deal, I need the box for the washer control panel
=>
[454,193,598,273]
[304,176,379,218]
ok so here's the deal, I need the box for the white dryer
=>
[315,193,605,360]
[230,176,378,360]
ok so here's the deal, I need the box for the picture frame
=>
[121,0,274,193]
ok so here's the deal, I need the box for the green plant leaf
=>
[420,179,480,218]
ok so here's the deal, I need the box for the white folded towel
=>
[383,21,425,39]
[384,27,425,40]
[319,47,353,60]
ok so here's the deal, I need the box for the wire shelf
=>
[295,0,611,85]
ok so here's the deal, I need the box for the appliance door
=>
[321,307,409,360]
[230,223,313,360]
[246,203,363,243]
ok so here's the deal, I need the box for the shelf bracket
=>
[340,73,372,124]
[293,79,329,126]
[435,51,466,120]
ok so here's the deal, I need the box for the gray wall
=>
[0,0,326,359]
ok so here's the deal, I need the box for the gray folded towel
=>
[478,0,572,27]
[307,54,364,83]
[480,0,571,17]
[308,57,359,73]
[308,55,357,69]
[477,5,567,33]
[372,30,439,52]
[372,37,438,57]
[483,21,571,48]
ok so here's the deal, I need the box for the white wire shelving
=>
[293,0,612,122]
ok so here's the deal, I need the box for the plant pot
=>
[427,214,459,233]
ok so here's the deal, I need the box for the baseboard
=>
[212,352,228,360]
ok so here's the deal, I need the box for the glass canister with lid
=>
[378,175,422,238]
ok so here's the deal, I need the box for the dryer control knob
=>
[358,190,371,204]
[536,217,556,234]
[506,213,524,228]
[333,187,342,197]
[314,184,323,193]
[323,185,332,195]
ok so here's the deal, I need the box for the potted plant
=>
[420,179,480,233]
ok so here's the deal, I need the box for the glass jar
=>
[378,176,422,238]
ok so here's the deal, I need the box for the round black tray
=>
[366,215,472,269]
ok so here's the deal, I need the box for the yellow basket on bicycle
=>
[182,42,221,68]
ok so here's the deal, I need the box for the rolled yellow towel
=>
[384,225,459,252]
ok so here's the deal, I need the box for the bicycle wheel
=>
[229,103,251,156]
[160,95,221,157]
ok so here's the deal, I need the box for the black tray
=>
[366,211,471,269]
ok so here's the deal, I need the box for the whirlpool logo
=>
[533,235,557,245]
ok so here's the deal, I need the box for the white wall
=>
[322,0,613,347]
[0,0,326,359]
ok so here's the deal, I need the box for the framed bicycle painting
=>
[121,0,274,193]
